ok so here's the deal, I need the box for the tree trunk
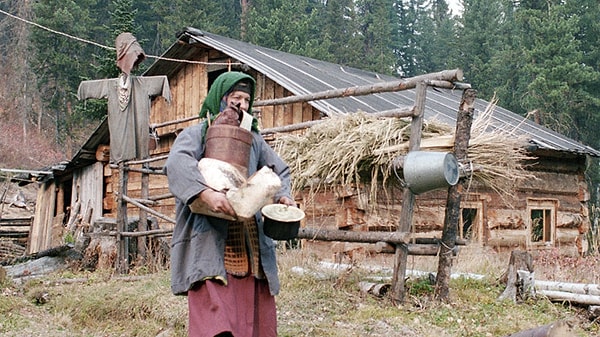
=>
[435,88,476,301]
[498,250,535,302]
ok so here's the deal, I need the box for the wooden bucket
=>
[204,124,253,177]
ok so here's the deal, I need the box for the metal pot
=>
[261,204,305,240]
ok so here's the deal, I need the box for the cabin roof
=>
[143,27,600,158]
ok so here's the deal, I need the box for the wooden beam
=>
[435,88,476,302]
[261,107,414,134]
[254,69,464,107]
[297,228,411,244]
[391,81,427,305]
[121,194,176,224]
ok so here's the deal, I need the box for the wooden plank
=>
[176,64,187,124]
[28,180,57,254]
[189,57,205,123]
[302,102,314,123]
[274,85,285,126]
[73,162,104,226]
[261,78,275,128]
[292,102,303,126]
[165,75,179,134]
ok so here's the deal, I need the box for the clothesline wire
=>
[0,8,241,66]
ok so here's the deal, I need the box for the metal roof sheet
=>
[145,28,600,157]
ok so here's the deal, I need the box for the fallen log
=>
[503,320,573,337]
[535,280,600,296]
[537,290,600,306]
[1,244,73,266]
[359,281,391,297]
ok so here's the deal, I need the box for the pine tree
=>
[30,0,99,145]
[355,0,396,74]
[246,0,330,59]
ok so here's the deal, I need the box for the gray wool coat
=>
[164,123,292,296]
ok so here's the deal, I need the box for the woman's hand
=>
[277,196,296,207]
[199,189,236,217]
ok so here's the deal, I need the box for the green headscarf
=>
[199,71,259,132]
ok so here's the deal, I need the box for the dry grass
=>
[274,101,536,206]
[0,245,598,337]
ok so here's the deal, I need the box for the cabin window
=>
[530,209,552,243]
[460,208,478,240]
[460,197,484,242]
[527,199,557,246]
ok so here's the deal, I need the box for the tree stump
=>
[503,320,573,337]
[498,250,535,302]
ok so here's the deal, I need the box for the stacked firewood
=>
[0,239,26,262]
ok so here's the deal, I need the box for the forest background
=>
[1,0,600,200]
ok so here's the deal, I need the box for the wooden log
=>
[261,108,414,134]
[535,280,600,296]
[107,228,173,238]
[121,194,176,224]
[435,88,476,302]
[359,281,391,297]
[503,320,573,337]
[124,166,165,175]
[95,145,110,162]
[4,256,68,280]
[254,69,464,107]
[298,227,411,244]
[375,241,459,256]
[538,290,600,306]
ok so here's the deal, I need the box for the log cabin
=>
[27,28,600,259]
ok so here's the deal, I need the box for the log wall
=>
[326,158,589,250]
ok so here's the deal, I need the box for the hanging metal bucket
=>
[402,151,459,194]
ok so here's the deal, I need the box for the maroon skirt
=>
[187,274,277,337]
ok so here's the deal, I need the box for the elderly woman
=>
[165,71,294,337]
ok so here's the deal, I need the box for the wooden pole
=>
[435,88,476,301]
[297,228,411,244]
[116,162,129,274]
[261,107,415,134]
[137,163,149,263]
[121,194,176,224]
[391,81,427,305]
[254,69,463,107]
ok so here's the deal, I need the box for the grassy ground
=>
[0,244,598,336]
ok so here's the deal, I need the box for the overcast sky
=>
[447,0,463,15]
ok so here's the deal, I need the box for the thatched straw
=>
[274,99,536,203]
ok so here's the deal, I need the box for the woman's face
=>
[226,90,251,112]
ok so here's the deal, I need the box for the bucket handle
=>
[392,162,407,188]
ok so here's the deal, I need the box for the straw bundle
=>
[274,99,536,202]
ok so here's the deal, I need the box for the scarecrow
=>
[78,32,171,163]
